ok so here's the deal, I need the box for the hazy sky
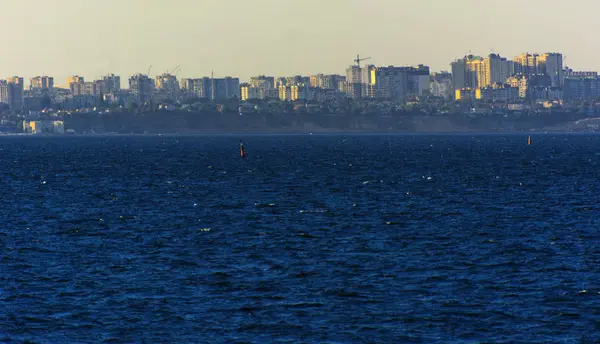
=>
[2,0,598,83]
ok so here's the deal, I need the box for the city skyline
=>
[1,0,600,81]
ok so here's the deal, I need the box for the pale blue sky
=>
[1,0,597,83]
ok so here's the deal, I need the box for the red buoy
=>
[240,142,246,158]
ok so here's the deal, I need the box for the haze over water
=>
[1,134,599,342]
[2,0,600,80]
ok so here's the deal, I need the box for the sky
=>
[1,0,598,83]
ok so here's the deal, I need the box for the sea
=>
[1,134,599,343]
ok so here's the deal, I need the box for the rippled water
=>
[1,134,600,343]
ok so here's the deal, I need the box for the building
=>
[30,76,54,91]
[309,74,322,88]
[373,67,407,101]
[565,71,597,78]
[129,74,154,104]
[451,54,514,90]
[102,74,121,93]
[278,85,291,101]
[23,120,65,134]
[451,55,482,90]
[532,87,563,101]
[513,53,564,88]
[242,75,278,100]
[180,78,210,98]
[346,65,375,98]
[71,81,95,97]
[430,72,453,100]
[67,75,85,85]
[506,75,530,98]
[290,85,312,101]
[564,69,598,78]
[455,88,476,101]
[89,76,120,97]
[538,53,563,88]
[407,65,430,97]
[564,76,600,101]
[372,65,430,101]
[513,53,541,75]
[67,76,96,97]
[0,77,25,109]
[250,76,275,89]
[482,54,515,87]
[320,74,344,90]
[6,77,24,109]
[155,73,179,92]
[211,77,240,100]
[155,73,180,101]
[310,74,345,90]
[506,74,552,99]
[477,84,519,102]
[180,77,239,100]
[241,84,278,100]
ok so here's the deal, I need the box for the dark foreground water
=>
[1,134,599,343]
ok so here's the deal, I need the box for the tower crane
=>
[353,54,372,99]
[146,65,153,77]
[354,54,371,69]
[171,65,182,76]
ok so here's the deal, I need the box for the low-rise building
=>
[477,84,519,102]
[23,120,65,134]
[455,88,476,101]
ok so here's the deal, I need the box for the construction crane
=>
[353,54,372,99]
[146,65,153,77]
[168,65,181,75]
[354,54,371,69]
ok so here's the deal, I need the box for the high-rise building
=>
[564,76,600,101]
[6,77,24,109]
[430,72,453,100]
[250,76,275,89]
[102,74,121,93]
[278,85,291,101]
[309,74,343,90]
[0,78,24,109]
[67,75,84,85]
[309,74,322,88]
[211,77,240,100]
[373,67,408,101]
[451,55,483,90]
[373,65,430,101]
[242,75,278,100]
[67,76,95,97]
[452,54,514,91]
[180,78,210,98]
[538,53,564,88]
[482,54,515,87]
[321,74,343,90]
[129,74,155,103]
[290,85,310,101]
[155,73,180,101]
[30,76,54,91]
[513,53,542,75]
[155,74,179,92]
[346,65,375,98]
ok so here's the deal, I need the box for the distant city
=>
[5,52,600,134]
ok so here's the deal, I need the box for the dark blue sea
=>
[1,134,599,343]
